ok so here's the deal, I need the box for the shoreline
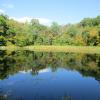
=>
[0,45,100,54]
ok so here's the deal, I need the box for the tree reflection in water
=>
[0,50,100,82]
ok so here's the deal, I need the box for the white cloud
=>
[39,68,51,74]
[19,68,51,74]
[2,4,14,9]
[10,17,31,23]
[37,18,52,25]
[0,9,5,14]
[10,17,52,26]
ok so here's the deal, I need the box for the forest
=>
[0,14,100,47]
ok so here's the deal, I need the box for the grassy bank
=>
[0,45,99,54]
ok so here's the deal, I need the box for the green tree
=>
[51,22,61,36]
[0,14,8,36]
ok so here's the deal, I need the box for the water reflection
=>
[0,50,100,81]
[0,50,100,100]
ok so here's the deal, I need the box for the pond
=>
[0,50,100,100]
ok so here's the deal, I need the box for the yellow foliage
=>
[89,28,97,37]
[75,34,85,45]
[6,41,14,46]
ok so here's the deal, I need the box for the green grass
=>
[0,45,99,54]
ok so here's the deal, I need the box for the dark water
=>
[0,50,100,100]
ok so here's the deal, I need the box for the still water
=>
[0,50,100,100]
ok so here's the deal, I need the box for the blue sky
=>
[0,0,100,25]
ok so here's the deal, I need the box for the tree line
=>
[0,14,100,46]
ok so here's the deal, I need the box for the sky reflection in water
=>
[0,51,100,100]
